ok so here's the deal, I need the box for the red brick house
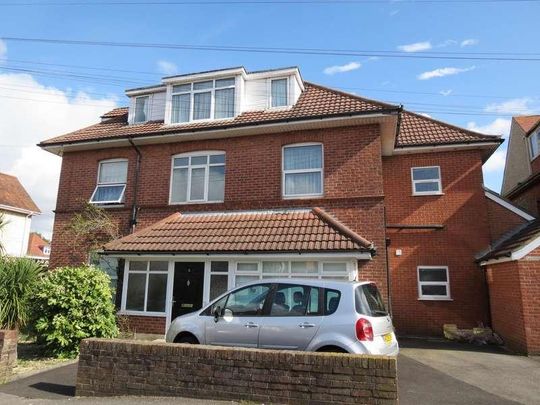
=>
[40,66,509,337]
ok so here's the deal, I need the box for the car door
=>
[258,283,323,350]
[205,283,271,348]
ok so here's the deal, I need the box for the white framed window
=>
[134,96,149,123]
[124,261,169,313]
[417,266,451,300]
[529,129,540,160]
[209,261,229,301]
[411,166,442,195]
[170,151,225,204]
[282,143,323,198]
[171,78,235,123]
[270,78,289,108]
[90,159,128,204]
[234,260,352,287]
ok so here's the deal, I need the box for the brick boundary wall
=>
[0,330,17,383]
[77,338,398,404]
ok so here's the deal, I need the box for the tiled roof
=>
[479,219,540,262]
[396,111,501,147]
[514,115,540,134]
[103,208,374,254]
[27,232,50,258]
[39,83,501,148]
[0,173,40,213]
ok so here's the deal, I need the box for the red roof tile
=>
[39,83,500,148]
[104,208,374,254]
[0,173,40,213]
[27,232,50,258]
[514,115,540,134]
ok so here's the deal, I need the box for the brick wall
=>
[510,181,540,217]
[0,330,17,383]
[383,150,492,335]
[77,338,398,404]
[120,315,166,335]
[485,197,529,241]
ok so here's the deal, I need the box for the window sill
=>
[169,200,224,206]
[282,194,324,200]
[117,310,167,317]
[412,192,444,197]
[417,298,453,301]
[90,203,125,209]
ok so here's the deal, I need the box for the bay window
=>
[171,78,235,123]
[170,152,225,204]
[90,159,128,204]
[283,143,323,197]
[125,261,168,313]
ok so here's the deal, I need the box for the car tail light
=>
[356,318,373,341]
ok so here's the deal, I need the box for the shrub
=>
[32,266,118,358]
[0,257,43,329]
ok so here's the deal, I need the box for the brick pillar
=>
[0,330,18,382]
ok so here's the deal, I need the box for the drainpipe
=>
[128,138,142,234]
[384,207,393,316]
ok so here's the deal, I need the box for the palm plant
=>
[0,213,8,255]
[0,257,43,330]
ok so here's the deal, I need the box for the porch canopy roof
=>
[103,207,375,256]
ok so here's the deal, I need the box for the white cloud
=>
[417,66,475,80]
[436,39,458,48]
[0,73,117,239]
[397,41,432,52]
[485,98,538,115]
[440,89,453,96]
[418,113,432,118]
[157,60,178,75]
[323,62,361,75]
[467,118,511,137]
[483,149,506,173]
[461,39,479,47]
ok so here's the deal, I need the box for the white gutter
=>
[101,252,373,260]
[0,204,39,216]
[393,142,502,155]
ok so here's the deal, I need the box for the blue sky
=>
[0,0,539,237]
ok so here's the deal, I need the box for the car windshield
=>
[355,284,388,317]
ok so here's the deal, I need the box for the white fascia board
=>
[162,68,247,84]
[0,204,39,216]
[125,85,166,97]
[101,252,372,260]
[484,190,535,221]
[393,142,501,155]
[247,68,304,91]
[480,235,540,266]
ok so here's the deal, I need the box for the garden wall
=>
[76,338,398,404]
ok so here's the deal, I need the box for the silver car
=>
[165,279,399,356]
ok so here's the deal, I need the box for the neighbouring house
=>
[26,232,51,262]
[0,172,41,257]
[40,66,512,338]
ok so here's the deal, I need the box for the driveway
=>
[0,339,538,404]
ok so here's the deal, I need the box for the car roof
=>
[238,278,374,289]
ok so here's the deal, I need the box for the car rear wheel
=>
[174,334,199,344]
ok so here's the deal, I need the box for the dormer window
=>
[271,78,288,107]
[171,78,235,124]
[529,129,540,160]
[134,96,149,123]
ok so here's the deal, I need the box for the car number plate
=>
[383,333,392,345]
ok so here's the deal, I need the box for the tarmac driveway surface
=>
[0,338,538,404]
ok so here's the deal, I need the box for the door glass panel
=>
[126,273,146,311]
[225,284,270,316]
[211,261,228,273]
[210,274,228,300]
[146,274,167,312]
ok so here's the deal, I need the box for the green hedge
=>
[32,266,118,358]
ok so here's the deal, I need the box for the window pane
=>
[419,268,448,282]
[172,83,191,93]
[91,185,125,203]
[215,88,235,119]
[193,92,211,120]
[129,261,147,271]
[308,287,320,315]
[325,289,341,315]
[262,261,288,274]
[149,261,168,272]
[171,94,190,123]
[235,275,259,286]
[421,285,448,296]
[291,261,318,274]
[134,96,148,123]
[211,261,228,273]
[237,263,258,272]
[193,80,213,90]
[191,156,208,165]
[171,167,188,202]
[412,167,439,181]
[173,157,189,167]
[284,145,322,170]
[271,284,309,316]
[415,182,440,193]
[210,274,228,301]
[189,167,206,200]
[208,166,225,201]
[271,79,288,107]
[215,78,235,87]
[225,284,270,315]
[356,284,387,317]
[126,273,146,311]
[285,172,322,195]
[146,274,167,312]
[99,161,128,183]
[322,262,347,274]
[209,154,225,164]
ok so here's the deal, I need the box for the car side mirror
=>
[213,306,221,323]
